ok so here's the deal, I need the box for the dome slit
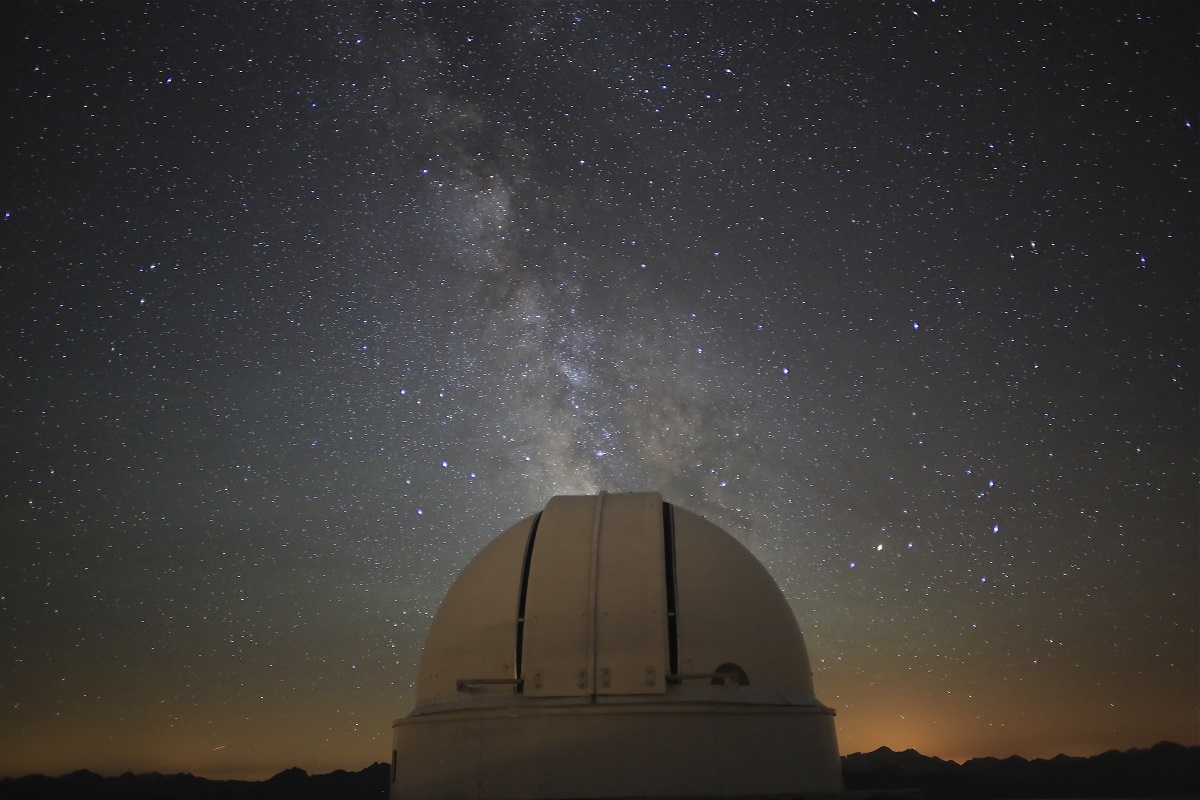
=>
[584,491,606,693]
[513,510,542,690]
[663,501,680,679]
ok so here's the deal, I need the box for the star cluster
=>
[1,1,1196,780]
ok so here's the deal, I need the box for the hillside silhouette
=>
[0,763,388,800]
[1,742,1196,799]
[842,740,1198,797]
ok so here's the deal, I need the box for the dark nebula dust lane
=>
[1,1,1196,780]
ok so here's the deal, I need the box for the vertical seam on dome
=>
[513,511,542,690]
[585,491,606,696]
[663,501,680,679]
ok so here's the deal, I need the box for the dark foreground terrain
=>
[2,741,1195,799]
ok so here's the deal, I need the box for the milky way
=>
[2,1,1196,780]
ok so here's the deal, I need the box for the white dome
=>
[391,492,842,799]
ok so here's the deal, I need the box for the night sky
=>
[2,1,1197,782]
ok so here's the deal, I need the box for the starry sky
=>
[2,0,1197,782]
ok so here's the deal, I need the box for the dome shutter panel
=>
[593,492,669,695]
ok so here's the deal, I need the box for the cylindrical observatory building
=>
[390,492,842,799]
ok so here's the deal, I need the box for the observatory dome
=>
[390,492,842,799]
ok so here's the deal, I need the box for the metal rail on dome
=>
[456,677,524,693]
[667,672,742,688]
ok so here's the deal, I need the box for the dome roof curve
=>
[392,492,843,800]
[414,491,823,712]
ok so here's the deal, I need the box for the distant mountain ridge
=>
[843,740,1199,797]
[0,763,389,800]
[1,742,1195,799]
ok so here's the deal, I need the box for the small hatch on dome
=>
[712,662,750,687]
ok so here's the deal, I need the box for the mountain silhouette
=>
[0,762,388,800]
[1,743,1196,799]
[843,741,1199,797]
